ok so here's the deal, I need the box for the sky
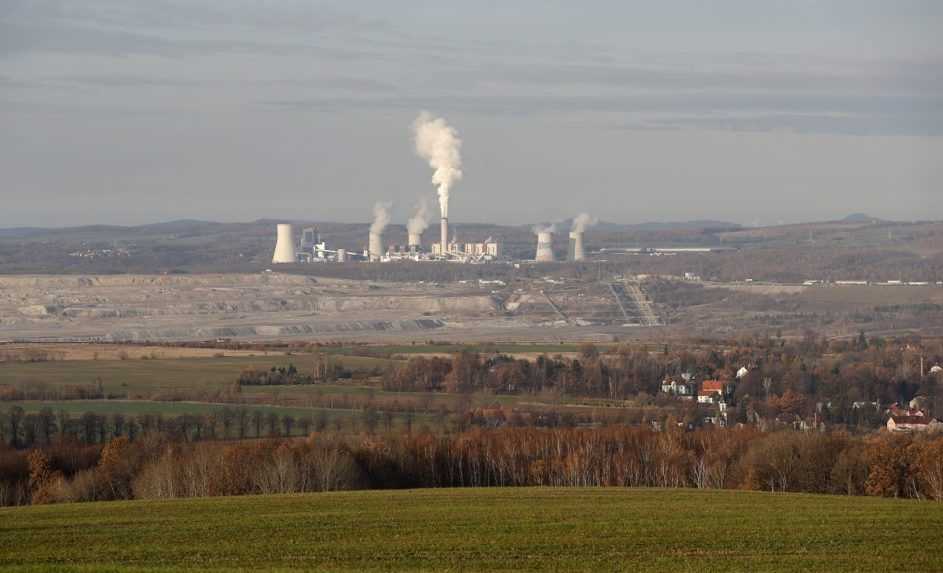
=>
[1,0,941,228]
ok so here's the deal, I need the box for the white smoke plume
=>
[571,213,597,233]
[412,111,462,219]
[407,196,432,235]
[533,223,556,235]
[370,201,392,235]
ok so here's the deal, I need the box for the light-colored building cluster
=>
[271,222,502,264]
[272,224,348,264]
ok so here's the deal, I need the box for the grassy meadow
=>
[1,488,941,572]
[0,353,393,396]
[0,346,637,422]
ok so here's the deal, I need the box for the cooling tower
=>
[440,217,448,255]
[408,232,421,251]
[568,231,585,261]
[536,231,554,262]
[272,224,297,264]
[368,232,383,262]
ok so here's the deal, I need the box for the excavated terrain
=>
[6,272,925,343]
[0,274,505,342]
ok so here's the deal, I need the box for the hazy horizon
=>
[2,1,941,227]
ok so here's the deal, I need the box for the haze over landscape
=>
[2,0,941,227]
[3,4,943,572]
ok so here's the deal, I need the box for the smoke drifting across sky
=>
[413,112,463,219]
[407,196,432,236]
[571,213,597,233]
[0,1,939,227]
[370,201,392,235]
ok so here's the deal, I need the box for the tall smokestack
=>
[441,217,448,255]
[535,227,555,262]
[272,224,296,264]
[413,112,462,257]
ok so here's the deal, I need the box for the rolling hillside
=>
[1,488,941,572]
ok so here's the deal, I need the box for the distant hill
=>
[619,220,742,232]
[842,213,880,223]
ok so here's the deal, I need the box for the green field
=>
[0,354,393,396]
[1,488,941,572]
[0,351,624,419]
[5,399,358,419]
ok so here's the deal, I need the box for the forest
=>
[2,426,942,507]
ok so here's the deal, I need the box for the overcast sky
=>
[1,1,941,227]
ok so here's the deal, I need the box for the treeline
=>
[237,364,315,386]
[382,335,943,426]
[3,427,942,507]
[0,382,105,402]
[0,407,331,449]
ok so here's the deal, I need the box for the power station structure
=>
[535,230,555,262]
[368,232,383,262]
[408,231,421,252]
[272,224,297,264]
[440,216,448,257]
[272,213,607,265]
[568,231,585,261]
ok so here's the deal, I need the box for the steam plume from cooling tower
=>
[533,223,556,235]
[571,212,597,233]
[413,112,462,219]
[370,201,392,235]
[407,196,432,236]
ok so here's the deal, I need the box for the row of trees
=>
[3,427,942,507]
[237,364,315,386]
[0,407,338,448]
[380,336,943,427]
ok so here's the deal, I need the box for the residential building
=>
[887,415,942,433]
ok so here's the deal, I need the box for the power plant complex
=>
[269,217,590,265]
[270,112,595,265]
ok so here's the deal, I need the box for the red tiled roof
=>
[891,416,932,425]
[701,380,725,392]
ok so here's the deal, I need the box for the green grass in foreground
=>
[1,488,941,572]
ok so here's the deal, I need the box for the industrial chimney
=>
[568,231,585,262]
[368,232,383,262]
[440,217,449,256]
[536,230,554,262]
[272,224,297,264]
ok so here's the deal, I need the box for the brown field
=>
[0,343,282,361]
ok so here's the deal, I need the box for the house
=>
[701,379,728,396]
[697,389,716,404]
[736,366,750,379]
[703,415,727,427]
[661,377,695,398]
[887,403,925,418]
[930,364,943,375]
[887,415,942,433]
